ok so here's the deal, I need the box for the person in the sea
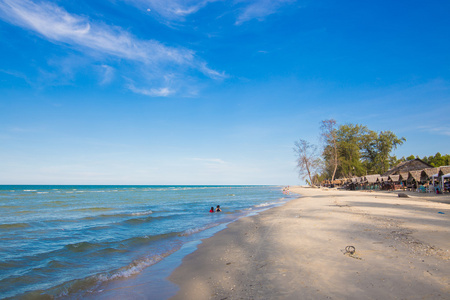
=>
[209,207,215,213]
[216,205,221,212]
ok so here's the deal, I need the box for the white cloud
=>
[123,0,296,25]
[127,0,220,20]
[235,0,296,25]
[127,83,174,97]
[0,0,224,92]
[191,158,227,164]
[0,0,188,63]
[417,126,450,137]
[99,65,115,85]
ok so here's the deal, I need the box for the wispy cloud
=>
[0,68,31,84]
[235,0,296,25]
[127,83,174,97]
[122,0,296,25]
[417,126,450,137]
[0,0,224,95]
[127,0,220,20]
[191,158,228,164]
[98,65,115,85]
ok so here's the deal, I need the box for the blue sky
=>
[0,0,449,185]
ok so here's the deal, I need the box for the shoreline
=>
[168,186,450,299]
[77,188,293,299]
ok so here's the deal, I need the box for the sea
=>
[0,185,293,299]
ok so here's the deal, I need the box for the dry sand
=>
[169,187,450,300]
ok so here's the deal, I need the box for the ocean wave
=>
[77,211,154,222]
[108,255,166,280]
[123,216,156,225]
[121,232,180,247]
[69,207,113,212]
[65,241,101,253]
[178,223,218,236]
[34,248,181,299]
[254,202,277,208]
[0,222,30,229]
[131,210,153,216]
[121,214,180,226]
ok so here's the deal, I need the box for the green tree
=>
[320,119,339,181]
[426,152,450,167]
[361,131,405,174]
[334,123,368,177]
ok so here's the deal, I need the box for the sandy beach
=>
[169,187,450,299]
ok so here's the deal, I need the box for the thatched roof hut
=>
[408,170,422,182]
[377,176,389,183]
[363,174,380,184]
[384,159,433,176]
[439,166,450,176]
[421,168,440,181]
[350,177,359,183]
[399,172,409,182]
[388,175,400,183]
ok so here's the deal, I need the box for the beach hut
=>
[438,166,450,177]
[398,172,409,186]
[421,167,440,182]
[385,175,400,190]
[347,177,362,190]
[437,166,450,193]
[379,176,389,182]
[396,172,408,190]
[407,170,424,191]
[376,176,389,190]
[441,173,450,193]
[383,158,433,176]
[388,175,400,183]
[362,174,380,190]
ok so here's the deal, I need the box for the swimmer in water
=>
[216,205,221,212]
[209,207,215,213]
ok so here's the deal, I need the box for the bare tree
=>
[294,139,321,186]
[321,119,338,181]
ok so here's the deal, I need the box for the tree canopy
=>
[397,152,450,167]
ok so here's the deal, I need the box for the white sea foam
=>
[131,210,153,216]
[255,202,276,208]
[105,249,178,281]
[179,223,217,236]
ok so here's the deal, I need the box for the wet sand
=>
[169,187,450,299]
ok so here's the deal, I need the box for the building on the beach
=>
[398,172,409,186]
[383,158,433,176]
[438,166,450,177]
[341,163,450,193]
[421,168,440,181]
[388,175,400,183]
[407,170,423,189]
[362,174,381,190]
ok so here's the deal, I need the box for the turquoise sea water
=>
[0,185,291,299]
